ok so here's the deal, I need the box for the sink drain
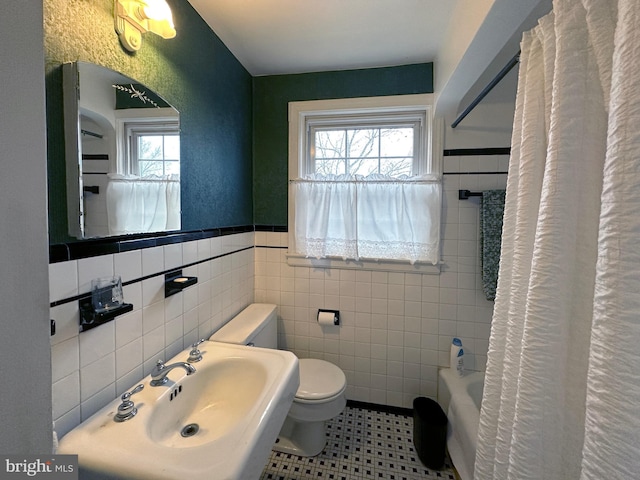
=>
[180,423,199,438]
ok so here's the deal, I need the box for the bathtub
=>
[438,368,484,480]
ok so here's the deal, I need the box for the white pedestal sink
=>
[57,342,299,479]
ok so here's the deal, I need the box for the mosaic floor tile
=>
[260,405,457,480]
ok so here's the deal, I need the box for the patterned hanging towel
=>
[480,190,506,300]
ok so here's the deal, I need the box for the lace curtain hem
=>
[297,237,439,264]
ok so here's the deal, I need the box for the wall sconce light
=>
[114,0,176,52]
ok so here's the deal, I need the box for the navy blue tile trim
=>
[347,399,413,417]
[254,225,288,233]
[50,225,255,263]
[443,171,508,175]
[443,147,511,156]
[49,243,71,263]
[50,245,254,308]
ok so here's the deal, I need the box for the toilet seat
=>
[295,359,346,403]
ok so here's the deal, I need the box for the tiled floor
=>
[260,405,457,480]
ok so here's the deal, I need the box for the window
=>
[309,116,423,178]
[109,109,181,235]
[114,108,180,177]
[128,124,180,176]
[288,95,442,271]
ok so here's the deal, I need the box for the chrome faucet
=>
[150,359,196,386]
[114,384,144,422]
[187,339,206,362]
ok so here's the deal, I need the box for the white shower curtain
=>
[475,1,640,479]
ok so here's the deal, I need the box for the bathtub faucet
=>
[150,359,196,386]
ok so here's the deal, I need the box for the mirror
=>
[63,62,180,239]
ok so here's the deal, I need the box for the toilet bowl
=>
[275,358,346,456]
[209,303,347,456]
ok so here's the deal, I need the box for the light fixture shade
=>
[115,0,176,52]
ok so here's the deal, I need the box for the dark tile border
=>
[50,225,255,263]
[50,244,254,308]
[347,399,413,417]
[443,171,508,175]
[443,147,511,156]
[254,225,288,233]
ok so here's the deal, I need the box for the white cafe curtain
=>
[291,173,441,265]
[106,174,180,235]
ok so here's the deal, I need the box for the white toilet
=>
[209,303,347,456]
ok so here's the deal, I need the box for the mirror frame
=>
[62,61,180,240]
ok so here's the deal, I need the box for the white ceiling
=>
[186,0,459,77]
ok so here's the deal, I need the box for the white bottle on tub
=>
[450,337,464,377]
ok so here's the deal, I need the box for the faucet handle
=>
[121,383,144,402]
[188,339,206,362]
[115,384,144,422]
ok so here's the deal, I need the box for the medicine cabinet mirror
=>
[63,61,180,239]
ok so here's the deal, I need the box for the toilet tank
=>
[209,303,278,348]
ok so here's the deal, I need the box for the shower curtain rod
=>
[451,51,521,129]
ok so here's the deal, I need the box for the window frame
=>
[114,107,180,176]
[308,115,424,178]
[127,123,180,177]
[287,94,442,273]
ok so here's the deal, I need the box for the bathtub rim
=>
[437,368,485,480]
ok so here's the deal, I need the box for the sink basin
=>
[57,342,299,480]
[147,356,270,448]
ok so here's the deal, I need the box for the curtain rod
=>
[451,51,521,129]
[459,189,483,200]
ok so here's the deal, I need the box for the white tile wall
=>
[49,233,255,438]
[255,165,507,409]
[50,161,506,434]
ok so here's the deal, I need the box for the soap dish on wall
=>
[79,298,133,332]
[165,269,198,298]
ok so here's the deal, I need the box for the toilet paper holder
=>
[317,309,340,326]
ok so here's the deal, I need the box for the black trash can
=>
[413,397,448,470]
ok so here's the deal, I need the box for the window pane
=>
[164,135,180,160]
[311,125,419,178]
[380,158,412,177]
[315,130,345,159]
[380,128,413,157]
[315,159,346,175]
[138,160,164,176]
[164,160,180,175]
[347,129,379,159]
[138,135,163,160]
[350,158,379,176]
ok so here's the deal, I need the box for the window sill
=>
[286,253,440,274]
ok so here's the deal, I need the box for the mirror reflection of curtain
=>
[106,174,180,235]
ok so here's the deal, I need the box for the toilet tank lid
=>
[209,303,277,344]
[297,359,346,401]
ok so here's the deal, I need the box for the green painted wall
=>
[45,0,253,244]
[252,63,434,226]
[44,1,434,240]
